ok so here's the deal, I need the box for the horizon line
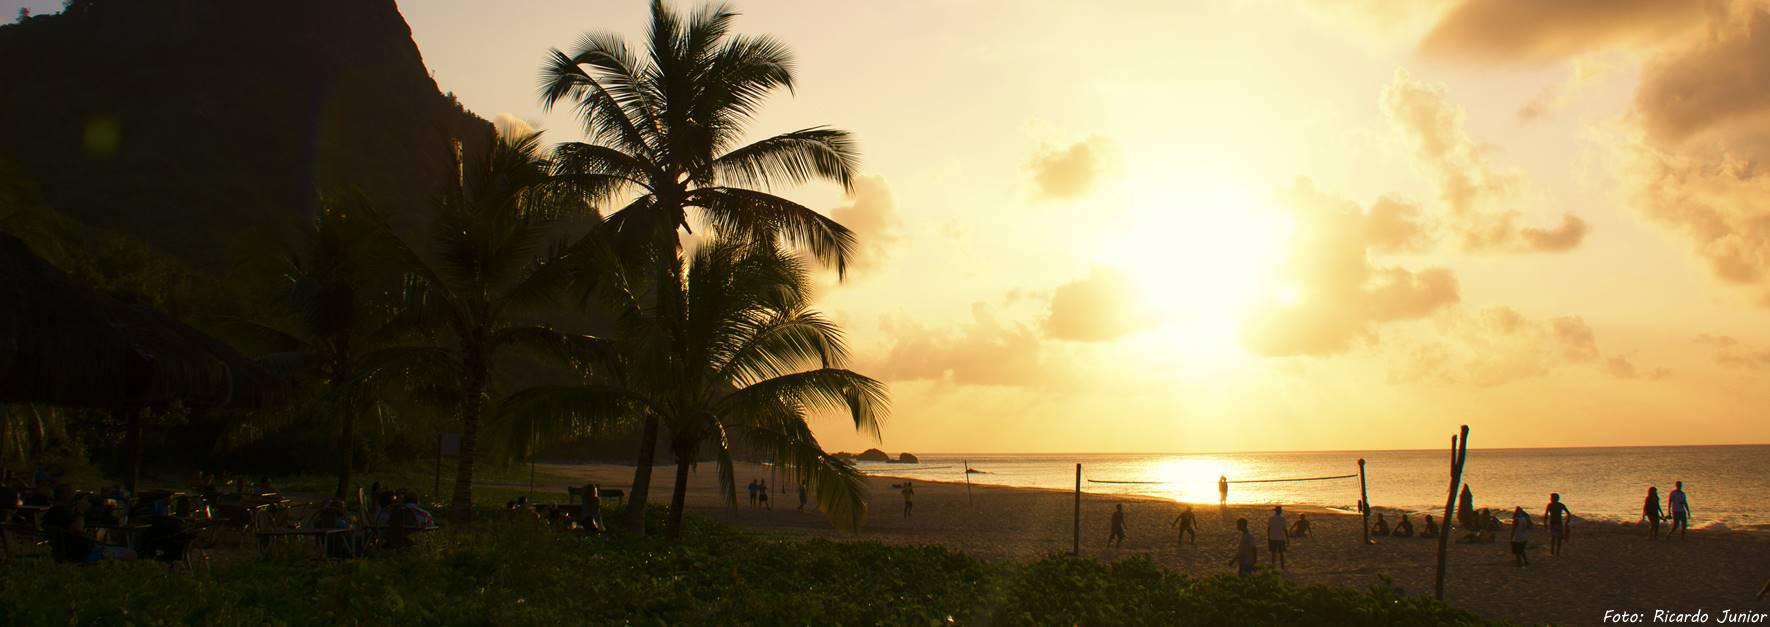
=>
[846,442,1770,457]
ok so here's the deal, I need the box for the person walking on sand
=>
[758,480,770,510]
[797,481,807,511]
[1266,506,1288,570]
[1510,506,1533,567]
[900,481,914,518]
[1642,486,1663,540]
[1218,476,1229,508]
[1109,504,1128,548]
[1544,493,1574,556]
[1668,481,1691,539]
[747,479,758,508]
[1229,518,1258,576]
[1170,505,1198,547]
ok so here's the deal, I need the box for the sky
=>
[12,0,1770,454]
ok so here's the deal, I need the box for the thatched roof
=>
[0,233,284,409]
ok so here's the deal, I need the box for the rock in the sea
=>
[831,451,854,459]
[897,452,919,463]
[855,448,890,462]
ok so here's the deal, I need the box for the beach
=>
[532,461,1770,625]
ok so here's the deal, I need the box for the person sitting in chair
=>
[42,486,136,563]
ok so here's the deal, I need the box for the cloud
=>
[1605,356,1671,380]
[870,304,1059,387]
[1388,307,1649,386]
[1696,333,1740,348]
[1417,0,1721,66]
[492,113,537,138]
[1042,267,1155,342]
[829,175,900,273]
[1028,136,1117,199]
[1240,179,1460,356]
[1635,7,1770,153]
[1364,197,1434,252]
[1381,72,1589,253]
[1517,58,1613,123]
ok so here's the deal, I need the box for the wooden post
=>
[1358,458,1371,545]
[963,461,974,506]
[1073,463,1081,556]
[1435,425,1470,601]
[120,407,142,494]
[528,457,535,500]
[433,432,442,500]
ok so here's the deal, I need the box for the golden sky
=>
[388,0,1770,453]
[18,0,1766,453]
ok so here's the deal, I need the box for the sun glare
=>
[1092,177,1291,359]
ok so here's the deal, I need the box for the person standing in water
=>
[1543,493,1573,556]
[1642,486,1663,540]
[1108,504,1128,548]
[1668,481,1691,539]
[1218,476,1229,508]
[1510,506,1533,567]
[1229,518,1257,576]
[900,481,914,518]
[1170,505,1198,547]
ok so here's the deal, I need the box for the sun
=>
[1090,176,1291,359]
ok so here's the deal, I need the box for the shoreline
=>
[535,461,1770,625]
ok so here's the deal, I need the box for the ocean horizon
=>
[851,444,1770,531]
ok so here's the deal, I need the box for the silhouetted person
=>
[1266,506,1287,570]
[1230,518,1257,576]
[1218,476,1229,507]
[1510,506,1533,567]
[1422,514,1440,539]
[1288,513,1311,538]
[758,480,770,509]
[1109,504,1127,547]
[1544,493,1573,556]
[1371,512,1390,536]
[43,486,135,563]
[1394,514,1414,538]
[1668,481,1690,539]
[1457,484,1477,532]
[580,484,603,533]
[797,481,807,511]
[900,481,914,518]
[747,480,758,508]
[1642,486,1663,540]
[1170,505,1198,546]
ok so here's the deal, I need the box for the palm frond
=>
[713,127,856,191]
[716,368,887,442]
[687,187,857,278]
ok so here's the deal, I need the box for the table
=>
[88,523,152,551]
[255,527,355,559]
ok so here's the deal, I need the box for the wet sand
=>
[530,462,1770,625]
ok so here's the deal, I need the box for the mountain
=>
[0,0,490,265]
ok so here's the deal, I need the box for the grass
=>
[0,507,1495,626]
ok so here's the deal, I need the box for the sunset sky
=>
[14,0,1770,454]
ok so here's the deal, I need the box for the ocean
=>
[852,445,1770,531]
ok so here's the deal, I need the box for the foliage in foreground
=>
[0,511,1493,626]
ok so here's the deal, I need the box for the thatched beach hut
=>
[0,233,285,489]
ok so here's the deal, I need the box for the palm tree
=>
[225,197,403,499]
[540,0,863,531]
[507,238,885,538]
[381,129,607,520]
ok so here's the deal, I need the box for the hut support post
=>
[1358,458,1371,546]
[120,407,142,494]
[964,461,973,506]
[1435,425,1470,601]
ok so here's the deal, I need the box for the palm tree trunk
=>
[666,437,694,539]
[451,348,488,521]
[625,414,661,534]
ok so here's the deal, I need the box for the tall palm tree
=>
[506,238,886,538]
[381,130,607,520]
[540,0,863,531]
[226,197,403,499]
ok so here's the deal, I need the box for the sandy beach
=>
[523,461,1770,625]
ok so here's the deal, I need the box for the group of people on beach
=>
[747,479,810,511]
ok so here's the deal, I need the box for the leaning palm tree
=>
[506,238,885,538]
[381,129,607,520]
[540,0,863,531]
[225,197,403,499]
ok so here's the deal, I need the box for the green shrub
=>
[0,511,1495,626]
